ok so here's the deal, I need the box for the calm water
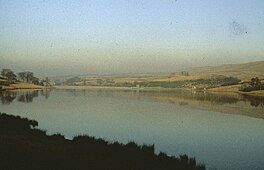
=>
[0,89,264,170]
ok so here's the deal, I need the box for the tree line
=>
[239,77,264,92]
[1,69,41,85]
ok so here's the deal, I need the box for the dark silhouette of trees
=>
[0,113,205,170]
[181,71,190,76]
[31,76,40,85]
[18,71,40,84]
[1,69,17,82]
[18,72,27,82]
[250,77,262,88]
[240,77,264,92]
[25,71,34,82]
[65,77,81,85]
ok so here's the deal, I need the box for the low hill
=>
[55,61,264,93]
[188,61,264,81]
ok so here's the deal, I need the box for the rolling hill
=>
[188,61,264,81]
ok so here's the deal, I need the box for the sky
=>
[0,0,264,77]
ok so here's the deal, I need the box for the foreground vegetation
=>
[0,113,205,170]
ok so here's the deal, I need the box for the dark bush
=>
[0,113,205,170]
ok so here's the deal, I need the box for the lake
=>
[0,89,264,170]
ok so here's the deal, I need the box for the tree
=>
[181,71,189,76]
[250,77,261,87]
[239,77,264,92]
[1,69,17,82]
[25,72,34,82]
[17,71,34,83]
[32,77,40,85]
[65,77,81,85]
[18,72,26,82]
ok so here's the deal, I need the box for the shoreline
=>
[1,84,263,97]
[55,85,264,97]
[54,85,187,91]
[208,85,264,97]
[0,82,49,91]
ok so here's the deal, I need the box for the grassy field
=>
[10,82,44,89]
[1,82,44,91]
[208,85,241,92]
[239,90,264,96]
[188,61,264,81]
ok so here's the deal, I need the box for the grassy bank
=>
[0,113,205,170]
[10,82,44,89]
[0,82,44,91]
[208,85,264,97]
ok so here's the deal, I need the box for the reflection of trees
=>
[189,92,239,105]
[2,88,261,109]
[0,92,17,105]
[153,90,264,108]
[142,90,240,105]
[0,90,50,105]
[40,89,51,99]
[242,95,264,108]
[147,90,264,108]
[65,89,116,98]
[17,91,39,103]
[65,89,263,107]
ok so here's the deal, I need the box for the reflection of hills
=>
[64,89,264,119]
[64,89,263,107]
[145,91,264,119]
[1,89,263,119]
[147,90,240,105]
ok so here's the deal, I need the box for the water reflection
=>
[1,89,263,107]
[61,89,264,108]
[0,89,263,118]
[17,90,39,103]
[58,89,264,119]
[243,95,264,107]
[0,91,16,105]
[40,89,51,99]
[0,89,51,104]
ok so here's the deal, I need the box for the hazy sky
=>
[0,0,264,77]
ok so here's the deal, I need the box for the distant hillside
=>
[188,61,264,81]
[53,61,263,90]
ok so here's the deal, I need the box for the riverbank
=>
[0,82,44,91]
[208,85,264,97]
[55,85,176,91]
[55,85,264,97]
[2,82,263,97]
[0,113,205,170]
